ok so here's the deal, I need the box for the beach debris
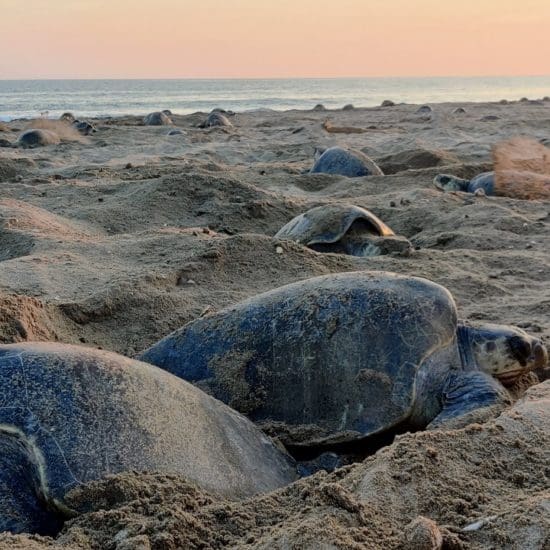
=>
[462,515,498,532]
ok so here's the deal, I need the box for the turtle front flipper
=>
[0,430,65,535]
[433,174,470,192]
[427,371,511,430]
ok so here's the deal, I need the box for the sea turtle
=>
[309,147,384,177]
[199,111,232,128]
[275,204,412,257]
[342,104,355,111]
[0,343,295,535]
[453,107,467,114]
[434,171,495,194]
[59,112,75,123]
[211,108,235,116]
[72,120,96,135]
[140,272,547,448]
[381,100,395,107]
[313,104,327,111]
[416,105,432,114]
[144,111,172,125]
[17,129,60,148]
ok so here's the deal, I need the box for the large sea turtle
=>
[0,343,295,535]
[17,129,60,148]
[140,272,547,448]
[434,171,495,194]
[275,204,412,257]
[309,147,383,177]
[143,111,172,126]
[199,111,232,128]
[72,120,96,135]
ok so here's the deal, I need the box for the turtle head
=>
[458,323,548,385]
[346,234,413,257]
[433,174,470,192]
[313,147,327,161]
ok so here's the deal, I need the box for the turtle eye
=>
[507,336,531,366]
[485,341,496,352]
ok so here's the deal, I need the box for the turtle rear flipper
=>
[0,431,65,535]
[427,371,510,430]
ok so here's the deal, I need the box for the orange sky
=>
[2,0,550,79]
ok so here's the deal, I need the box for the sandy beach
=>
[0,99,549,549]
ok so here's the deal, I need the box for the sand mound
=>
[0,293,62,343]
[0,158,36,182]
[493,137,550,200]
[23,119,86,143]
[0,382,546,549]
[376,148,460,174]
[0,199,98,240]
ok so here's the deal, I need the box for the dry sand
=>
[0,99,549,548]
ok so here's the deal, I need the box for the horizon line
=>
[2,74,550,83]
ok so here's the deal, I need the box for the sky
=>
[2,0,550,79]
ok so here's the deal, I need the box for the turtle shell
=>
[140,272,458,446]
[201,111,232,128]
[310,147,383,177]
[275,204,395,248]
[143,111,172,125]
[468,171,495,194]
[17,129,60,148]
[0,343,295,533]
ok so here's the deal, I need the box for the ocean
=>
[1,76,549,121]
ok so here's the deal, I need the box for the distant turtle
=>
[313,104,327,111]
[59,112,75,123]
[416,105,432,114]
[342,104,355,111]
[72,120,96,135]
[453,107,466,114]
[140,272,547,447]
[199,111,232,128]
[211,107,235,116]
[275,204,412,257]
[434,171,495,194]
[17,129,60,148]
[0,343,295,535]
[381,100,395,107]
[310,147,384,177]
[144,111,172,125]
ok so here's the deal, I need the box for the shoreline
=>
[2,96,550,122]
